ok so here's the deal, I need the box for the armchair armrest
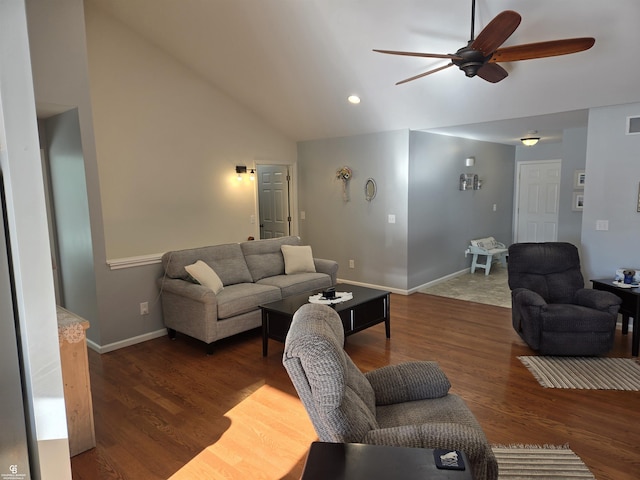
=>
[574,288,622,312]
[364,361,450,405]
[313,258,339,285]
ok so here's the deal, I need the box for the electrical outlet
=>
[140,302,149,315]
[349,259,355,269]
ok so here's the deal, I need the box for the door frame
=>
[513,159,561,243]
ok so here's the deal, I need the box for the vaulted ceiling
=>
[87,0,640,145]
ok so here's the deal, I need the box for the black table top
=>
[300,442,473,480]
[260,283,390,316]
[591,278,640,294]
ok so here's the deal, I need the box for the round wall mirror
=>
[364,178,377,202]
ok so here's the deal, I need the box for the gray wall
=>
[297,130,410,290]
[297,130,516,292]
[44,109,99,333]
[408,132,515,288]
[581,102,640,278]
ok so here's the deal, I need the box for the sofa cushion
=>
[163,243,253,286]
[185,260,224,294]
[281,245,316,274]
[258,273,331,297]
[216,283,281,319]
[241,236,301,282]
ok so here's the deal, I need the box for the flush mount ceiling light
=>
[521,131,540,147]
[347,95,361,104]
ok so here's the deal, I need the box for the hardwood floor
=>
[70,293,639,480]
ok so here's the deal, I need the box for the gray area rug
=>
[419,265,511,308]
[492,445,594,479]
[518,356,640,390]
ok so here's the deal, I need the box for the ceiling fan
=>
[374,0,595,85]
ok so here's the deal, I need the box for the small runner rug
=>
[492,445,595,479]
[518,356,640,390]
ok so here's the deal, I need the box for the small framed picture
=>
[574,170,586,189]
[572,192,584,211]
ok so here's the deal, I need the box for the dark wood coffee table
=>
[260,283,390,356]
[300,442,473,480]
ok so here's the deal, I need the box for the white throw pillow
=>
[281,245,316,275]
[184,260,224,294]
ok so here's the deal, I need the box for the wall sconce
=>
[249,169,255,181]
[235,165,247,181]
[521,131,540,147]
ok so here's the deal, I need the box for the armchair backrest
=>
[507,242,585,304]
[282,303,378,443]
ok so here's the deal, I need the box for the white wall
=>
[0,1,71,478]
[27,0,298,348]
[581,103,640,278]
[85,3,297,259]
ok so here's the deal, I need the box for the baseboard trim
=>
[87,328,167,354]
[409,268,471,294]
[337,278,409,295]
[337,269,472,296]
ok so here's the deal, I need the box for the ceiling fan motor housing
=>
[453,45,490,77]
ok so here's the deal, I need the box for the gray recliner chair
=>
[283,303,498,480]
[508,242,621,356]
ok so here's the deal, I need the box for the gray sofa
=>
[158,236,338,353]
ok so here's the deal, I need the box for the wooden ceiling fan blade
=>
[490,37,596,62]
[476,63,508,83]
[470,10,521,56]
[373,49,461,60]
[396,63,454,85]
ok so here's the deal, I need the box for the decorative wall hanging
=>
[336,166,352,201]
[364,178,377,201]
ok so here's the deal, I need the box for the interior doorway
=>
[514,160,561,242]
[257,164,291,239]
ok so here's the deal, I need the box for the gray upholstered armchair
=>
[283,303,498,480]
[508,242,621,356]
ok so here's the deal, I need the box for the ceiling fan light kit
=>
[374,0,595,85]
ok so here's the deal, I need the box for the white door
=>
[515,161,561,242]
[257,165,290,238]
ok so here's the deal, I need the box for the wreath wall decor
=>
[336,166,352,201]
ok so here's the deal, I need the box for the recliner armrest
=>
[574,288,622,311]
[511,288,547,307]
[364,361,451,405]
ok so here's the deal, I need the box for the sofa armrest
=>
[158,277,218,305]
[364,361,451,405]
[313,258,339,285]
[511,287,546,307]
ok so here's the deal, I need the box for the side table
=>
[591,279,640,356]
[300,442,473,480]
[57,306,96,456]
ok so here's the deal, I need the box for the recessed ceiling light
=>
[347,95,361,104]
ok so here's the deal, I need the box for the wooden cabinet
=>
[57,307,95,456]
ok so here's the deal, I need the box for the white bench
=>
[465,237,508,275]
